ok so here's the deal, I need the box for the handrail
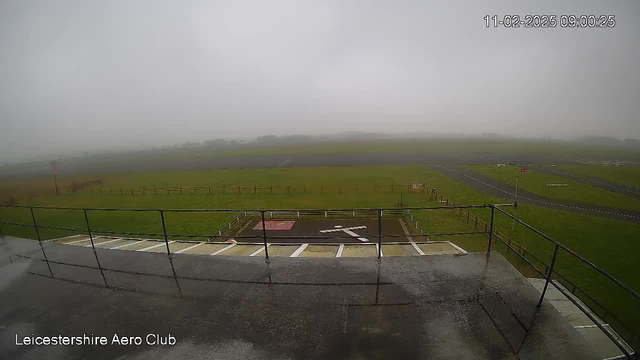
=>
[494,206,640,302]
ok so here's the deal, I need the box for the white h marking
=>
[320,225,369,242]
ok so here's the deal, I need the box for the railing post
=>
[377,209,382,260]
[487,206,495,255]
[0,225,4,242]
[260,211,270,262]
[83,209,108,287]
[537,244,560,308]
[30,207,53,277]
[159,210,171,256]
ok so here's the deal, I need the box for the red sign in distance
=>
[520,168,528,172]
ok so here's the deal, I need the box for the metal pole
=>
[537,244,560,307]
[160,210,171,256]
[30,207,53,277]
[53,174,59,196]
[261,211,269,262]
[377,209,382,260]
[487,206,495,254]
[0,225,4,242]
[83,209,108,287]
[512,176,518,231]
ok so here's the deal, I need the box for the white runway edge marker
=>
[84,238,122,247]
[319,225,369,242]
[175,242,205,254]
[138,241,175,252]
[290,244,309,257]
[210,243,237,256]
[111,239,147,250]
[250,244,271,257]
[336,244,345,258]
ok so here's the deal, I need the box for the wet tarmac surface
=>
[0,236,598,359]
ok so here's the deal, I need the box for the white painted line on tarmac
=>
[250,244,270,256]
[46,234,84,243]
[210,243,236,256]
[175,242,205,254]
[111,240,147,249]
[138,241,174,252]
[411,241,425,256]
[574,324,608,329]
[336,244,344,257]
[64,237,93,245]
[290,244,309,257]
[447,241,468,255]
[85,238,122,247]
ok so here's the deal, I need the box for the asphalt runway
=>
[524,165,640,200]
[426,162,640,224]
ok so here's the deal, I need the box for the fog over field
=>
[1,0,639,162]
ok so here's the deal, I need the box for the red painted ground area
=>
[252,221,296,231]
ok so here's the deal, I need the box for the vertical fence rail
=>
[487,206,495,254]
[83,209,108,287]
[261,211,269,262]
[159,210,171,256]
[377,209,382,260]
[537,244,560,307]
[30,207,53,277]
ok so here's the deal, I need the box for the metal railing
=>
[1,202,638,358]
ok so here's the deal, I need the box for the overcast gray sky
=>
[1,0,639,162]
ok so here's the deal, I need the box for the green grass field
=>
[462,164,640,211]
[557,164,640,189]
[1,164,640,336]
[69,138,640,165]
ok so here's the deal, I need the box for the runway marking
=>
[111,240,147,249]
[277,159,291,168]
[249,244,270,257]
[175,242,205,254]
[290,244,309,257]
[210,243,236,256]
[320,225,369,242]
[85,238,122,247]
[138,241,174,252]
[336,244,344,257]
